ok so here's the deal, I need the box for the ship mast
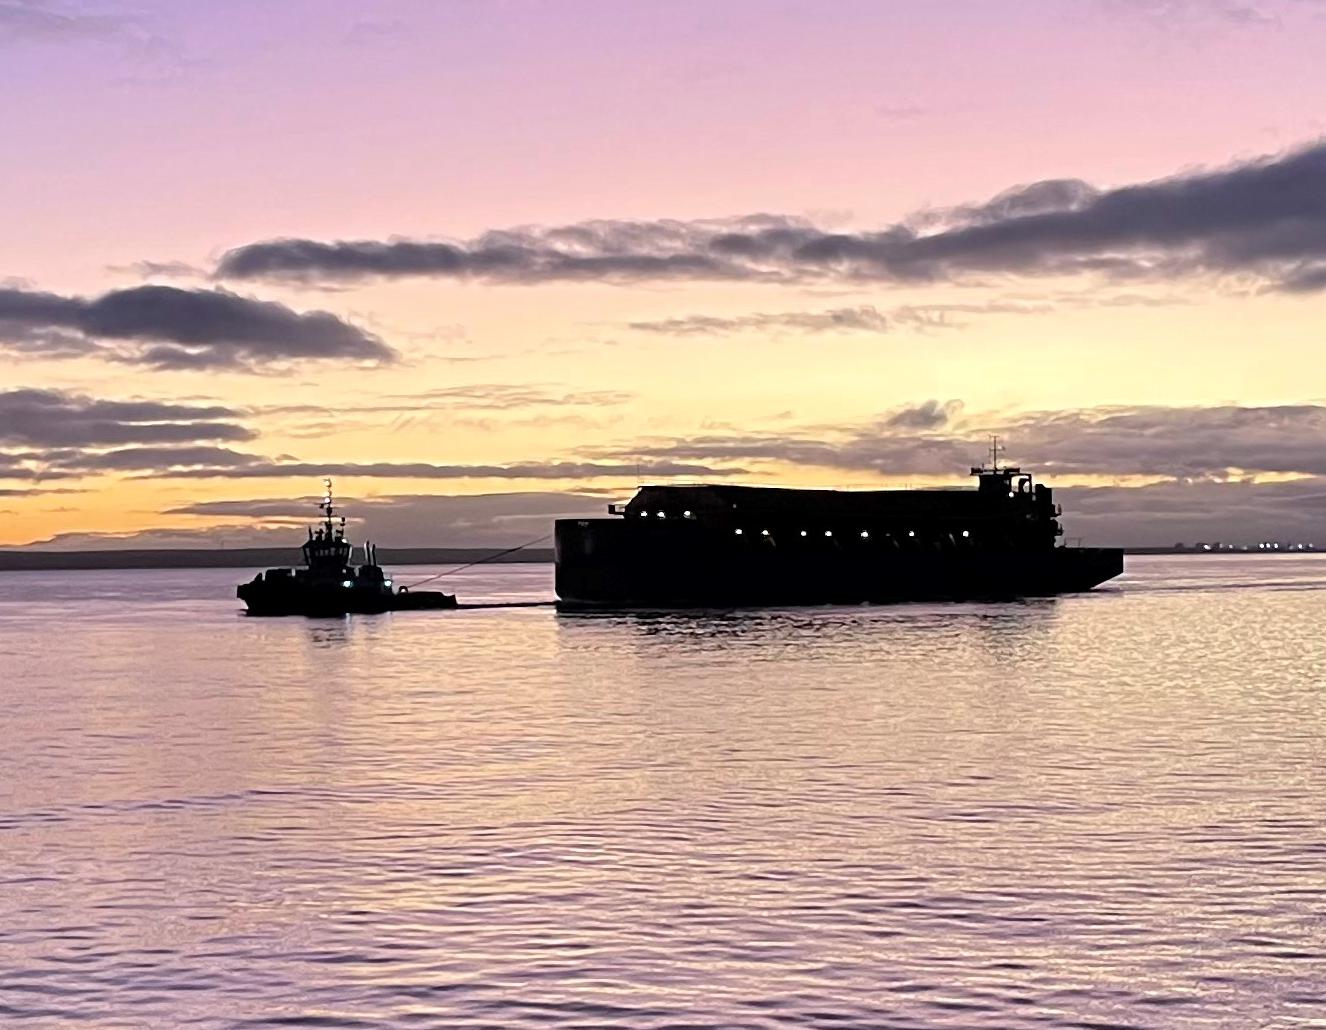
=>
[320,477,335,537]
[319,477,346,540]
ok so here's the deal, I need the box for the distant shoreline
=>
[0,545,1312,572]
[0,547,556,571]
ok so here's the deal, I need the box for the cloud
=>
[44,477,1326,550]
[1090,0,1282,27]
[165,491,606,547]
[582,402,1326,482]
[0,388,260,482]
[16,491,606,549]
[0,284,394,370]
[373,384,635,410]
[215,141,1326,293]
[0,486,83,497]
[0,388,252,448]
[152,459,745,481]
[215,216,787,285]
[1059,476,1326,546]
[884,400,963,430]
[626,302,1053,337]
[0,1,129,43]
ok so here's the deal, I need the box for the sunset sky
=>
[6,0,1326,548]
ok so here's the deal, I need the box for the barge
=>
[554,456,1122,609]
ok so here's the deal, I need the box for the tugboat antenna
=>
[989,435,1002,472]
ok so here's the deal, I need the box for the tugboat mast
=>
[320,477,346,541]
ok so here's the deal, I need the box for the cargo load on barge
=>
[554,453,1123,609]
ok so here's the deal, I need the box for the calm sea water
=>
[1,556,1323,1029]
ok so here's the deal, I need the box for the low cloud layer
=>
[0,388,258,483]
[0,388,252,448]
[24,477,1326,550]
[22,491,606,550]
[1060,476,1326,547]
[0,388,736,485]
[582,402,1326,482]
[217,140,1326,293]
[0,284,393,370]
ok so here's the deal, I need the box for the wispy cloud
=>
[0,1,131,43]
[151,459,744,482]
[625,302,1050,337]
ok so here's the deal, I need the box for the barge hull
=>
[555,519,1123,609]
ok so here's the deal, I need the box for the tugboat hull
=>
[237,581,457,617]
[554,518,1123,609]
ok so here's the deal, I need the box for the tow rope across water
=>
[396,533,552,591]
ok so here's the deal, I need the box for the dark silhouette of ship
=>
[237,480,456,616]
[554,443,1123,609]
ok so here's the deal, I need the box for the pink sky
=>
[3,0,1326,547]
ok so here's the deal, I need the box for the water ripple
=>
[0,558,1323,1027]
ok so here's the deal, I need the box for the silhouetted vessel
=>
[237,480,456,616]
[555,446,1123,609]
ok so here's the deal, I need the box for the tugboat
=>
[237,480,457,616]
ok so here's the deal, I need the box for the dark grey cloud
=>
[215,216,788,285]
[215,141,1326,293]
[582,402,1326,482]
[0,388,259,483]
[50,445,263,472]
[884,400,962,431]
[0,284,393,370]
[1059,477,1326,547]
[0,387,733,484]
[0,388,252,448]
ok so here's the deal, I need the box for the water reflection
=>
[0,559,1323,1027]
